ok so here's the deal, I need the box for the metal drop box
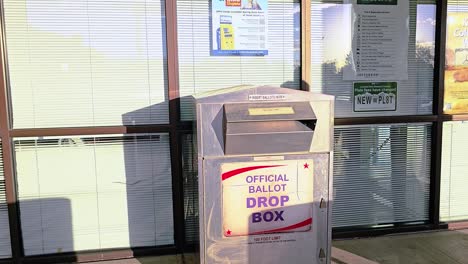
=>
[195,86,334,264]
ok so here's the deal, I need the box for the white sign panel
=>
[221,160,314,237]
[343,0,409,81]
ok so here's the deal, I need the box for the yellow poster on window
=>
[445,13,468,114]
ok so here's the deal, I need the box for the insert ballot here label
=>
[221,160,314,237]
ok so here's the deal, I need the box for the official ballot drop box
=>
[195,86,334,264]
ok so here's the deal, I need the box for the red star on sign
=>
[226,230,232,236]
[303,163,309,169]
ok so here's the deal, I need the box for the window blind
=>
[440,0,468,223]
[448,0,468,11]
[440,121,468,222]
[0,141,12,259]
[181,124,431,235]
[182,134,198,244]
[310,0,435,117]
[4,0,169,128]
[14,134,173,255]
[177,0,300,120]
[333,124,431,228]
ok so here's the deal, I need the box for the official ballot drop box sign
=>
[195,86,334,264]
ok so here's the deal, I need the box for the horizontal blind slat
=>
[182,134,198,244]
[441,122,468,222]
[0,140,12,259]
[4,0,169,128]
[333,123,431,228]
[15,134,174,255]
[177,0,301,121]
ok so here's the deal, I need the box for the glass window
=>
[440,0,468,222]
[4,0,169,128]
[14,134,173,255]
[177,0,301,120]
[0,140,12,259]
[182,133,198,244]
[310,0,436,117]
[334,123,431,228]
[444,0,468,114]
[440,121,468,222]
[182,123,432,233]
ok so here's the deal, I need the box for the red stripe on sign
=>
[221,165,283,181]
[250,218,312,235]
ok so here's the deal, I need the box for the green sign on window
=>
[353,82,397,112]
[357,0,397,5]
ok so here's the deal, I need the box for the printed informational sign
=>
[222,160,314,237]
[343,0,409,81]
[212,0,268,56]
[444,13,468,114]
[353,82,397,112]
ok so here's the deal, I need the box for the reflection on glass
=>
[333,124,431,228]
[310,1,435,117]
[177,0,301,121]
[14,134,173,255]
[4,0,169,128]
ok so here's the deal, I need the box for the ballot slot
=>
[223,102,316,155]
[224,101,316,122]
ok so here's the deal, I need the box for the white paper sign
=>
[222,160,314,237]
[343,0,409,81]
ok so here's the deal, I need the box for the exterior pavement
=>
[78,229,468,264]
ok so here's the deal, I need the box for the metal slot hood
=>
[224,102,316,122]
[224,121,314,155]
